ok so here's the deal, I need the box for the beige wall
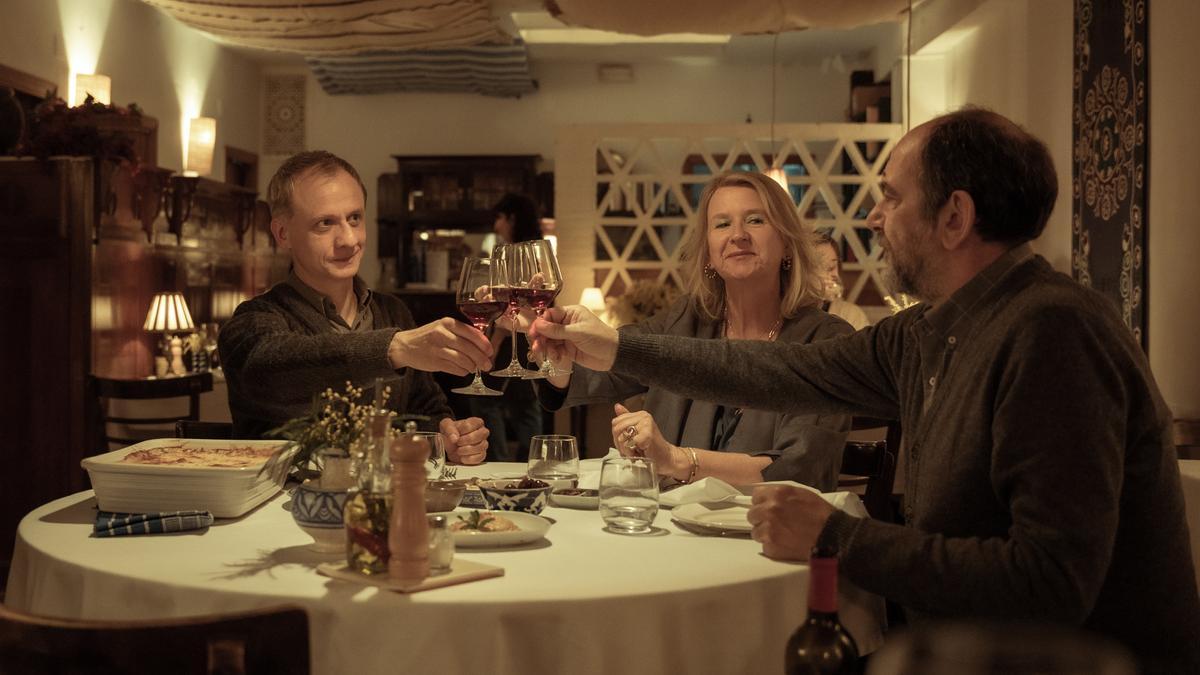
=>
[1149,0,1200,419]
[0,0,261,177]
[909,0,1199,417]
[266,59,860,288]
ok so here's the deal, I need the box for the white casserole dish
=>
[82,439,295,518]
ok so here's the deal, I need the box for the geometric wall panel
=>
[566,123,902,308]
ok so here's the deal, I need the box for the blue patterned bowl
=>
[477,479,551,515]
[290,481,349,553]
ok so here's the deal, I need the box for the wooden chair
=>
[176,420,235,439]
[839,418,900,521]
[91,372,214,452]
[0,604,310,674]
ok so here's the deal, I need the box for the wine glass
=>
[514,240,571,379]
[489,244,540,378]
[450,257,504,396]
[527,434,580,490]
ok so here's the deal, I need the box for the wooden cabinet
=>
[376,155,540,288]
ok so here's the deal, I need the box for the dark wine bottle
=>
[785,545,860,675]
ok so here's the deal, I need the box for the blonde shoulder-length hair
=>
[681,171,825,321]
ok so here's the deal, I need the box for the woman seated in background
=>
[536,171,851,490]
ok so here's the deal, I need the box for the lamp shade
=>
[73,73,111,106]
[144,292,195,332]
[185,117,217,176]
[579,287,607,313]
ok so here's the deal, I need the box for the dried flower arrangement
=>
[609,280,681,326]
[267,381,381,480]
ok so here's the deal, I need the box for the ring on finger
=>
[623,425,636,440]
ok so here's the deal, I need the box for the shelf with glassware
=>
[375,154,543,290]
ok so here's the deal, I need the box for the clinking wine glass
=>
[489,243,540,378]
[450,257,504,397]
[514,239,571,379]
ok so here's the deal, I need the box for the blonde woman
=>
[537,171,851,489]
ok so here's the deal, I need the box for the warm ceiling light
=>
[185,117,216,177]
[73,73,111,106]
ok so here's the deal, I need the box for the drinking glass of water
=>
[527,435,580,490]
[411,431,446,480]
[599,456,659,534]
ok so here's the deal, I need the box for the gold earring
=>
[781,257,793,271]
[704,264,717,280]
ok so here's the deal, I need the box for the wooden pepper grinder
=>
[387,432,430,585]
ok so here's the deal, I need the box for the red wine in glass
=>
[458,300,507,329]
[512,287,560,313]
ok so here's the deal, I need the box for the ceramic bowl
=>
[477,479,552,515]
[290,481,349,553]
[425,479,469,512]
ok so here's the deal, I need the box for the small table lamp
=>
[144,292,195,377]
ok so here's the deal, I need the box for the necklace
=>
[722,306,783,342]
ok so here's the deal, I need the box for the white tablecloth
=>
[1179,460,1200,588]
[4,463,883,675]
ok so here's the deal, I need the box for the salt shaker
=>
[427,515,454,575]
[387,432,430,585]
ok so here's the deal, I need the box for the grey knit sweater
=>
[219,282,452,439]
[614,247,1200,673]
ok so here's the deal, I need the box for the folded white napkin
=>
[576,448,621,490]
[662,477,869,519]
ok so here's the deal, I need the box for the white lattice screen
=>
[553,123,903,311]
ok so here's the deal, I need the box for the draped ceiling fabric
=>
[307,44,538,97]
[139,0,507,54]
[141,0,909,96]
[140,0,537,96]
[546,0,911,35]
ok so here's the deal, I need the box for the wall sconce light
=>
[185,116,216,177]
[73,73,111,106]
[144,292,195,377]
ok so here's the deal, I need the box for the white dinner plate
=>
[551,488,599,510]
[671,502,753,534]
[439,510,552,548]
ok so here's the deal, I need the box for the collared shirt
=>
[286,271,374,333]
[909,243,1035,415]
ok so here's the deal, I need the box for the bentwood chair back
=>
[0,604,310,674]
[839,418,900,521]
[176,420,235,439]
[90,372,213,452]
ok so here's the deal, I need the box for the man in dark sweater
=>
[219,151,493,463]
[531,109,1200,672]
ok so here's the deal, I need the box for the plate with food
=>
[442,509,551,548]
[551,488,599,510]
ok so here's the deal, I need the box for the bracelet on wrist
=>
[681,447,699,485]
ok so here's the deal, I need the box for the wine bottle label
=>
[809,557,839,614]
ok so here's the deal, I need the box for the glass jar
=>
[345,410,394,575]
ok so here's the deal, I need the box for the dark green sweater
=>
[218,282,452,440]
[614,246,1200,673]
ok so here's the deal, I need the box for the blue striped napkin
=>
[94,510,214,537]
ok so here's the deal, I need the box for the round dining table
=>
[4,462,884,675]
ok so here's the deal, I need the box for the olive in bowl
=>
[477,478,552,515]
